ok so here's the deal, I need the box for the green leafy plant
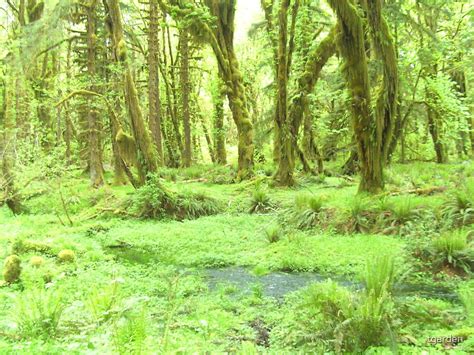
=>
[14,288,65,339]
[459,282,474,325]
[264,225,282,243]
[442,190,474,227]
[249,189,274,214]
[87,280,122,323]
[431,231,473,273]
[363,254,396,298]
[112,307,148,355]
[292,195,325,230]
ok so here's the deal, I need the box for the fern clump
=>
[288,194,325,230]
[442,190,474,227]
[14,288,65,339]
[129,175,220,220]
[249,189,275,214]
[113,307,148,355]
[430,231,473,273]
[363,254,396,298]
[264,225,282,243]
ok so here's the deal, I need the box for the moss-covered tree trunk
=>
[328,0,397,193]
[274,0,294,186]
[212,76,226,165]
[205,0,254,180]
[105,0,158,185]
[179,29,192,167]
[1,79,24,214]
[147,0,164,165]
[86,0,104,187]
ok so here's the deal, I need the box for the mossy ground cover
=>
[0,162,473,353]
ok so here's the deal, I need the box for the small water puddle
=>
[206,267,458,301]
[108,248,458,301]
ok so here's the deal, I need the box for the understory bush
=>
[128,175,221,220]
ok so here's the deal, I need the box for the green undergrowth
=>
[0,162,472,353]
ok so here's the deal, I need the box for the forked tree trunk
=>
[205,0,254,180]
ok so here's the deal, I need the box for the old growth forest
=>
[0,0,474,353]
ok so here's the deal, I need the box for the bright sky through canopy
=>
[235,0,264,44]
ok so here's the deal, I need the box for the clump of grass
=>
[249,189,275,214]
[264,225,282,243]
[14,288,65,339]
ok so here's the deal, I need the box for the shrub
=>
[58,249,75,263]
[30,256,45,268]
[14,288,65,339]
[129,175,220,220]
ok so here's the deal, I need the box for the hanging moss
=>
[116,128,138,167]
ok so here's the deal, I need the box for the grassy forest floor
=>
[0,161,473,354]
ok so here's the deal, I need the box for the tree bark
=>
[86,0,104,187]
[212,76,226,164]
[105,0,158,185]
[328,0,397,193]
[147,0,164,165]
[179,29,192,167]
[274,0,294,186]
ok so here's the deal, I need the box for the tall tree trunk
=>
[212,76,226,164]
[86,0,104,187]
[1,79,24,214]
[179,30,192,167]
[105,0,158,185]
[274,0,294,186]
[328,0,397,193]
[204,0,254,179]
[147,0,164,165]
